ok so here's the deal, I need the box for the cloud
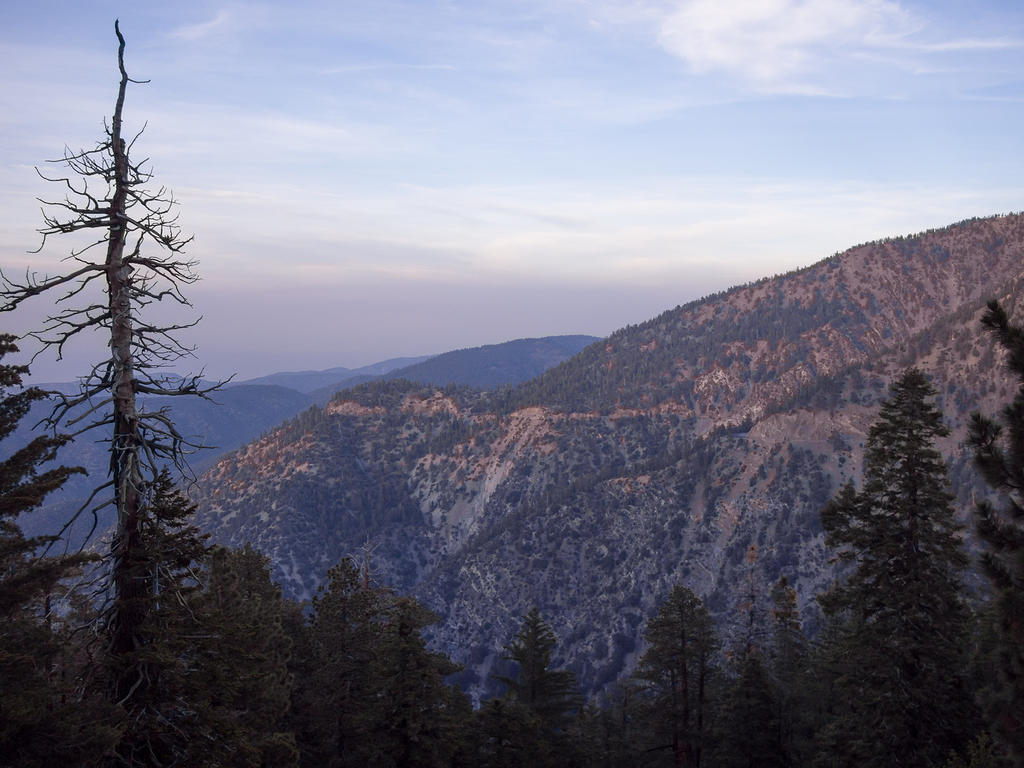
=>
[657,0,911,89]
[169,10,235,41]
[908,37,1024,53]
[144,169,1024,298]
[648,0,1024,95]
[318,63,458,75]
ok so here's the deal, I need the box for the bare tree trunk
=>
[676,618,689,768]
[105,21,148,706]
[0,21,220,755]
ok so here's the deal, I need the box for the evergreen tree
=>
[968,299,1024,760]
[713,653,784,768]
[768,578,806,693]
[292,558,389,768]
[470,698,555,768]
[587,682,647,768]
[0,333,118,766]
[291,558,468,768]
[0,333,86,614]
[560,701,614,768]
[635,585,718,768]
[494,607,581,731]
[112,528,302,767]
[768,576,811,766]
[374,596,470,768]
[713,555,785,768]
[944,733,1003,768]
[105,470,214,766]
[800,616,850,766]
[189,544,298,767]
[818,368,975,766]
[484,608,584,766]
[712,548,782,768]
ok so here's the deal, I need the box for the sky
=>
[2,0,1024,382]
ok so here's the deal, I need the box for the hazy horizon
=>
[3,1,1023,381]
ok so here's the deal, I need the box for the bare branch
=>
[2,24,227,705]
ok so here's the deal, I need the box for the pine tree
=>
[801,616,850,765]
[292,558,388,768]
[105,469,214,766]
[818,368,975,766]
[587,682,647,768]
[291,558,469,768]
[109,491,302,767]
[712,548,782,768]
[374,596,469,768]
[713,553,785,768]
[494,607,581,731]
[0,333,118,766]
[968,299,1024,760]
[189,544,298,767]
[470,697,554,768]
[635,585,718,768]
[713,653,784,768]
[0,333,86,614]
[768,576,811,766]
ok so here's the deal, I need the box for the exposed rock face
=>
[14,336,592,548]
[193,214,1024,700]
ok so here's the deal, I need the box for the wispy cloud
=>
[4,0,1024,380]
[319,63,458,75]
[650,0,1023,94]
[657,0,911,90]
[154,173,1024,290]
[169,9,235,41]
[907,37,1024,53]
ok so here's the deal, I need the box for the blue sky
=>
[2,0,1023,380]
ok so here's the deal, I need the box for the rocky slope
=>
[11,336,594,546]
[193,213,1024,700]
[13,383,313,545]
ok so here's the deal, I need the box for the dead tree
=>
[0,21,217,705]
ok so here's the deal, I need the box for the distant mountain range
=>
[232,335,600,402]
[235,356,431,395]
[10,335,597,543]
[190,213,1024,701]
[376,335,598,392]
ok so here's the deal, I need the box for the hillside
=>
[10,336,598,545]
[192,213,1024,700]
[13,383,313,544]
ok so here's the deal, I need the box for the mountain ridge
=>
[191,212,1024,700]
[10,337,596,544]
[235,356,431,395]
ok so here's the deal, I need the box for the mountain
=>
[10,337,599,545]
[191,213,1024,700]
[11,383,314,544]
[235,356,430,394]
[305,335,600,402]
[236,335,599,403]
[387,335,600,389]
